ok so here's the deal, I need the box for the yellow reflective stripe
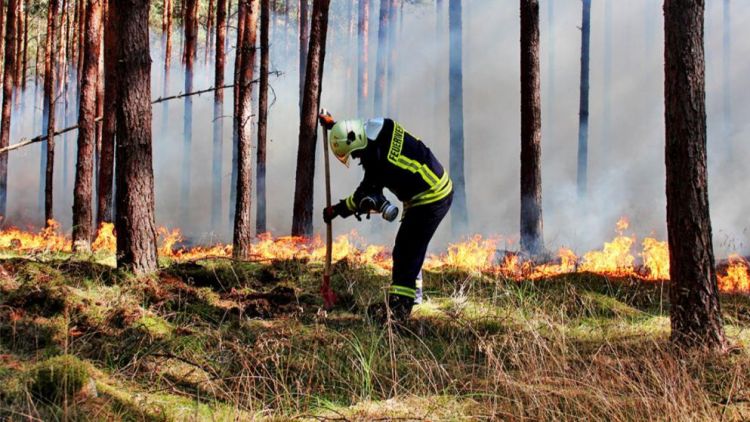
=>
[389,285,416,299]
[387,123,441,187]
[346,195,356,211]
[405,175,453,208]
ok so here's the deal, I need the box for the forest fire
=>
[0,219,746,294]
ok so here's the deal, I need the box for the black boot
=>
[367,294,414,326]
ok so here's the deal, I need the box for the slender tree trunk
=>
[211,0,227,231]
[14,0,23,92]
[722,0,731,152]
[576,0,590,199]
[206,0,215,63]
[298,0,308,106]
[229,0,246,226]
[233,0,259,258]
[284,0,289,54]
[161,0,172,136]
[94,14,103,203]
[357,0,368,117]
[42,0,59,226]
[0,0,18,218]
[96,0,115,225]
[386,0,397,116]
[373,0,388,116]
[256,0,269,233]
[76,0,85,77]
[21,0,28,90]
[602,0,612,153]
[0,0,5,70]
[72,0,101,251]
[291,0,329,236]
[520,0,543,256]
[448,0,466,234]
[664,0,726,350]
[112,0,158,274]
[181,0,199,227]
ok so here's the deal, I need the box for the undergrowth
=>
[0,254,748,420]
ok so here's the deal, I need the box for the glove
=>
[323,201,350,224]
[319,113,336,130]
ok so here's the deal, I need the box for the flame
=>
[92,223,116,253]
[0,218,747,294]
[641,238,669,280]
[718,255,750,293]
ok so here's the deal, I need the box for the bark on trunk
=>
[14,0,23,91]
[21,0,28,90]
[233,0,259,258]
[96,0,116,225]
[160,0,172,138]
[664,0,726,350]
[0,0,18,218]
[211,0,227,231]
[357,0,368,117]
[386,0,397,116]
[291,0,329,236]
[576,0,590,199]
[298,0,308,106]
[229,0,246,226]
[72,0,101,251]
[520,0,544,256]
[206,0,215,63]
[42,0,59,226]
[112,0,158,274]
[256,0,269,233]
[373,0,388,116]
[181,0,199,226]
[448,0,467,234]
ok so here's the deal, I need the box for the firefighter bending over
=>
[320,116,453,324]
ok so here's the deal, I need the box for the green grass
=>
[1,255,749,420]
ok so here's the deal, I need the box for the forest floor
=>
[1,250,749,421]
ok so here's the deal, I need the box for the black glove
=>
[322,201,351,224]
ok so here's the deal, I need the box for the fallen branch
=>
[0,70,283,155]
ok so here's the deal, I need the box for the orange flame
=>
[1,218,748,294]
[718,255,750,293]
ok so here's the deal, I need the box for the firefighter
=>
[320,116,453,324]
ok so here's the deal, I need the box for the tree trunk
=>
[357,0,368,117]
[96,0,116,225]
[233,0,259,258]
[602,0,612,152]
[206,0,215,63]
[112,0,158,274]
[0,0,18,218]
[373,0,388,116]
[298,0,308,106]
[722,0,731,152]
[291,0,329,236]
[21,0,28,90]
[256,0,269,233]
[14,0,23,91]
[229,0,246,226]
[576,0,590,199]
[386,0,397,116]
[161,0,172,137]
[448,0,466,234]
[519,0,543,256]
[211,0,227,231]
[664,0,726,350]
[72,0,101,251]
[181,0,199,227]
[42,0,59,226]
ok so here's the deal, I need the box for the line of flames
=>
[1,218,747,293]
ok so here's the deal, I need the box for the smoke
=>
[3,0,749,257]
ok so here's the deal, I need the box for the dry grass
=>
[0,256,749,421]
